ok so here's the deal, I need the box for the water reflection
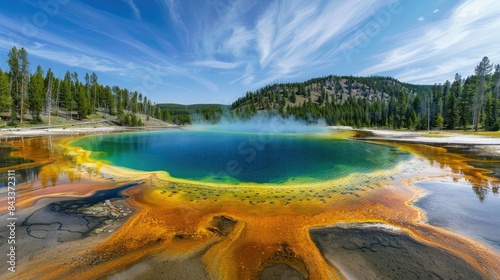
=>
[0,166,42,188]
[393,143,500,201]
[0,146,34,167]
[0,136,83,190]
[1,138,41,187]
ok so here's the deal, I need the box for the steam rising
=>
[191,113,328,134]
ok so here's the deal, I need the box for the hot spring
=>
[5,128,500,280]
[69,128,410,184]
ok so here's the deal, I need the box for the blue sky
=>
[0,0,499,104]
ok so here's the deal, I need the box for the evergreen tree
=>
[27,65,45,122]
[75,82,90,119]
[298,84,306,96]
[162,109,171,122]
[460,76,477,129]
[493,64,500,98]
[409,111,418,129]
[131,91,138,113]
[91,72,98,113]
[289,91,296,103]
[60,71,73,112]
[143,96,148,115]
[6,47,30,123]
[18,48,29,123]
[396,91,408,128]
[122,113,131,126]
[113,86,124,115]
[131,114,138,126]
[0,70,12,114]
[122,88,130,112]
[147,100,152,116]
[104,86,115,115]
[155,106,162,119]
[435,112,444,129]
[69,72,80,119]
[7,46,20,121]
[473,56,493,131]
[84,72,91,101]
[444,74,460,129]
[484,92,497,131]
[80,85,91,118]
[493,64,500,120]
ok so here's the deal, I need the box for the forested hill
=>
[231,75,430,113]
[230,75,432,128]
[233,76,430,109]
[156,103,228,124]
[230,64,500,131]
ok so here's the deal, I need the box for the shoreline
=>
[0,125,181,139]
[2,125,499,145]
[357,129,500,158]
[358,128,500,145]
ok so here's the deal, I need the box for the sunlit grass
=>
[460,130,500,137]
[422,131,449,138]
[416,130,500,138]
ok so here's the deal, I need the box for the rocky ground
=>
[310,224,485,280]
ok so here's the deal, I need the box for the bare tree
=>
[18,48,30,124]
[46,72,52,125]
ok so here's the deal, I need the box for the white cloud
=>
[193,1,255,56]
[164,0,182,25]
[396,58,475,83]
[253,0,389,81]
[145,62,220,94]
[0,14,123,73]
[189,0,391,88]
[433,9,440,14]
[123,0,141,20]
[54,2,222,92]
[29,49,123,72]
[224,26,254,57]
[231,63,254,85]
[192,60,241,69]
[361,0,500,84]
[156,0,189,46]
[33,42,44,49]
[417,16,425,22]
[0,4,221,95]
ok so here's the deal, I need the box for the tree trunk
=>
[474,85,484,132]
[56,80,60,110]
[20,81,24,124]
[47,77,52,125]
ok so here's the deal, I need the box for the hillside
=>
[228,65,500,131]
[229,75,437,128]
[231,75,431,111]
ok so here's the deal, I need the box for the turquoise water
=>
[70,129,410,184]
